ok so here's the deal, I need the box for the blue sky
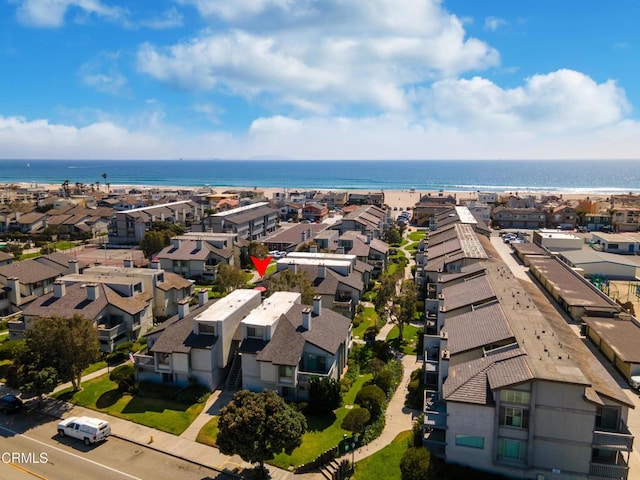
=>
[0,0,639,160]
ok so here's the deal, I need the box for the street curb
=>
[32,401,246,480]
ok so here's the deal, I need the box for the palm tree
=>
[62,179,70,198]
[102,173,108,192]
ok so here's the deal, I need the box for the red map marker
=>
[251,256,272,278]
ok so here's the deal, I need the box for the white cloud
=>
[138,0,499,113]
[78,52,129,96]
[484,16,507,32]
[140,7,183,29]
[14,0,127,28]
[420,69,630,133]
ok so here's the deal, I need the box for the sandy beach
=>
[11,182,612,213]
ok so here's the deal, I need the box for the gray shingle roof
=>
[443,302,515,355]
[149,302,217,354]
[442,275,496,312]
[0,259,62,284]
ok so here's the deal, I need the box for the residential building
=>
[332,205,387,237]
[422,249,634,479]
[240,292,351,401]
[64,263,193,320]
[156,234,237,281]
[491,206,547,229]
[336,231,389,276]
[301,202,329,222]
[261,224,327,253]
[274,252,368,318]
[202,202,278,241]
[347,191,385,207]
[136,289,262,390]
[532,229,583,252]
[591,232,640,255]
[548,205,577,230]
[111,200,204,245]
[610,207,640,233]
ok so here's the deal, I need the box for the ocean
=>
[1,159,639,194]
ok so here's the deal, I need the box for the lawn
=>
[352,430,412,480]
[196,416,219,447]
[269,373,373,470]
[407,231,426,242]
[55,375,208,435]
[352,307,379,339]
[264,261,277,277]
[82,360,108,376]
[386,324,420,355]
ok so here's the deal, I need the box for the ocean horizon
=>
[1,159,639,194]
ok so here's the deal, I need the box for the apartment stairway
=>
[226,341,242,390]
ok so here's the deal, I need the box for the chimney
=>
[196,239,203,251]
[68,259,79,274]
[123,258,133,268]
[366,233,372,244]
[53,280,66,298]
[150,260,160,270]
[86,283,99,301]
[318,264,326,279]
[198,289,208,307]
[7,277,21,307]
[291,263,298,274]
[307,228,312,239]
[313,295,322,316]
[178,298,190,319]
[302,307,312,330]
[310,244,318,253]
[301,230,306,242]
[171,238,180,248]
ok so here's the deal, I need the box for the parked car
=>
[58,416,111,445]
[0,394,23,414]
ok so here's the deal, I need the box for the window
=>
[497,438,527,462]
[199,323,216,335]
[500,407,529,429]
[279,365,294,379]
[499,390,531,404]
[455,434,484,449]
[596,406,619,430]
[246,326,263,339]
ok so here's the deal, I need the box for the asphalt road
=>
[0,411,234,480]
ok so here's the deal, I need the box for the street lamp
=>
[351,433,359,471]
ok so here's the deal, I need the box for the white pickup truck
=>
[57,416,111,446]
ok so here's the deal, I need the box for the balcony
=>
[133,353,155,372]
[203,264,219,273]
[593,429,634,452]
[97,322,127,341]
[589,457,629,479]
[424,392,447,430]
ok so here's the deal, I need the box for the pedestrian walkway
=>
[338,354,420,464]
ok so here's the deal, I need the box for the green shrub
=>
[115,341,134,352]
[0,339,25,361]
[308,376,342,414]
[109,364,135,392]
[361,411,385,444]
[400,447,430,480]
[372,369,394,395]
[340,377,352,394]
[356,384,386,418]
[341,407,370,433]
[106,350,127,365]
[352,316,363,327]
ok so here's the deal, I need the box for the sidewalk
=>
[339,354,420,464]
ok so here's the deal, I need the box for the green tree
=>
[10,315,99,392]
[308,376,342,414]
[341,407,370,434]
[7,364,58,404]
[248,241,269,259]
[265,269,316,304]
[400,447,430,480]
[383,227,402,245]
[355,384,387,418]
[394,279,417,341]
[374,273,398,315]
[215,264,248,293]
[217,390,307,475]
[149,221,186,237]
[140,230,168,260]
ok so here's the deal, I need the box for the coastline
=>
[6,182,614,212]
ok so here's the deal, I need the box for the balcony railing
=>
[133,354,155,372]
[589,460,629,479]
[97,322,127,341]
[593,430,634,451]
